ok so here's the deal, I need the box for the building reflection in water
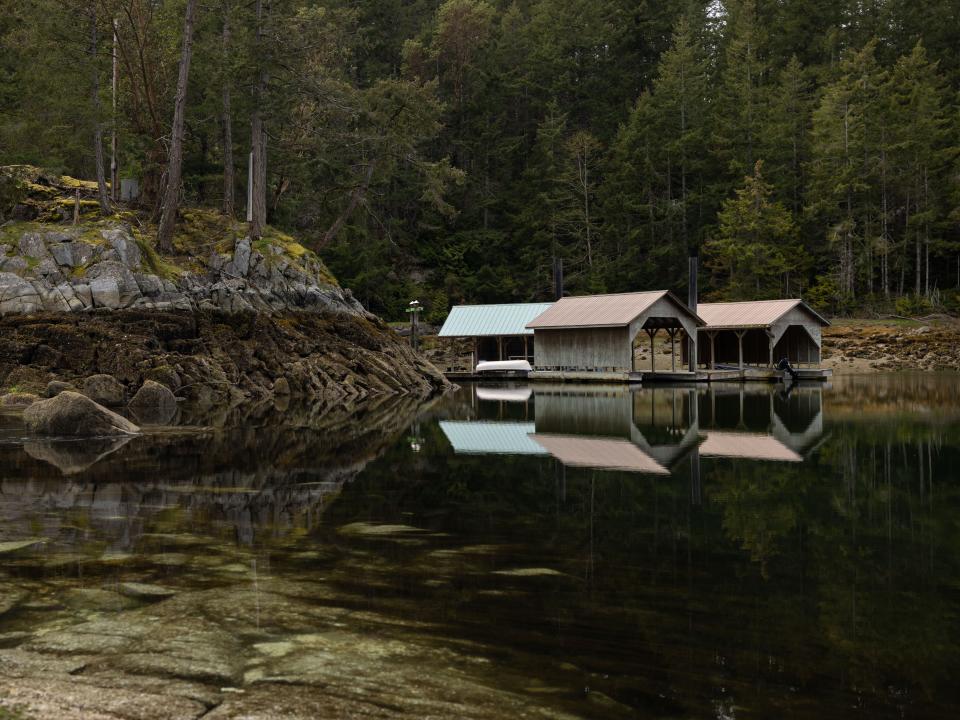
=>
[441,382,827,481]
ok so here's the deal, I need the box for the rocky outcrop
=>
[23,392,141,436]
[0,168,449,402]
[0,221,365,318]
[0,310,449,406]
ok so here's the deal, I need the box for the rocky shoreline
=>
[0,310,449,411]
[0,169,449,407]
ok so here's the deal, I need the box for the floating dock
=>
[446,367,832,384]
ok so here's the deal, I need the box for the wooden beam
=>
[706,330,718,370]
[735,330,746,370]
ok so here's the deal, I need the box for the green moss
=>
[130,227,181,281]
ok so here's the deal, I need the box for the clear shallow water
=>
[1,374,959,718]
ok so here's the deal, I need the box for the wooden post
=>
[668,328,678,372]
[767,330,775,368]
[498,336,503,361]
[707,331,717,369]
[735,330,746,370]
[523,335,528,362]
[73,189,80,225]
[645,327,658,373]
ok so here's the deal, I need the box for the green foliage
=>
[1,0,959,319]
[894,294,933,317]
[704,161,798,299]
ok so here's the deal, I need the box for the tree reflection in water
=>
[0,374,958,718]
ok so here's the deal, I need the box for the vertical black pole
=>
[688,256,698,372]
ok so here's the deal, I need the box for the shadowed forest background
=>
[1,0,958,321]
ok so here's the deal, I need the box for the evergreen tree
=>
[704,160,798,299]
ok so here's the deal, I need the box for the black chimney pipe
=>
[688,256,698,372]
[553,256,564,301]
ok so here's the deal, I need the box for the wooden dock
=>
[446,367,832,384]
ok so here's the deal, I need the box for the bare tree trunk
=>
[322,159,378,246]
[249,0,267,238]
[111,18,119,202]
[157,0,198,254]
[91,7,111,215]
[221,2,234,217]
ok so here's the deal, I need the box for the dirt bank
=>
[0,310,449,409]
[822,319,960,373]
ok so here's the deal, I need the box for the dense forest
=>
[1,0,958,321]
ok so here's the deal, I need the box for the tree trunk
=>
[221,3,234,217]
[322,158,378,246]
[157,0,199,254]
[90,8,111,215]
[249,0,267,238]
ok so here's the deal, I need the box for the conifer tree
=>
[704,160,797,299]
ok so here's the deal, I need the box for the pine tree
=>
[884,42,953,297]
[704,160,797,299]
[808,41,886,302]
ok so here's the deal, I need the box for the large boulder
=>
[23,391,140,436]
[128,380,177,424]
[81,374,125,406]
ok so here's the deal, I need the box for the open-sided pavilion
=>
[438,302,553,369]
[688,299,829,370]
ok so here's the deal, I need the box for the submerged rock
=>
[23,392,140,436]
[0,589,28,617]
[0,538,47,555]
[118,582,177,601]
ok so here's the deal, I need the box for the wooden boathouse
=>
[438,302,553,370]
[526,291,704,381]
[687,299,830,373]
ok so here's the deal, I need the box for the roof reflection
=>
[441,383,826,473]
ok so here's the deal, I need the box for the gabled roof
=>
[438,303,553,337]
[526,291,704,330]
[699,431,803,462]
[438,421,546,455]
[530,434,670,474]
[696,299,829,330]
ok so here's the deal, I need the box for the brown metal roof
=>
[696,299,829,329]
[530,434,670,474]
[699,432,803,462]
[526,291,703,329]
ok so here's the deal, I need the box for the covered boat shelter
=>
[438,302,553,369]
[689,299,829,369]
[526,291,704,378]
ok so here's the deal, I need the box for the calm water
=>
[1,375,959,718]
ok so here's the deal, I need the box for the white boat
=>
[475,386,533,402]
[474,359,532,374]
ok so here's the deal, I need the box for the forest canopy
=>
[1,0,958,320]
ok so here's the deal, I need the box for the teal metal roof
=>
[439,421,548,455]
[438,303,553,337]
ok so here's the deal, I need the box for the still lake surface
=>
[1,374,959,718]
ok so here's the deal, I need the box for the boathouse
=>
[526,291,704,377]
[438,302,553,368]
[689,299,829,369]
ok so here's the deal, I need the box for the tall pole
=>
[688,255,698,372]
